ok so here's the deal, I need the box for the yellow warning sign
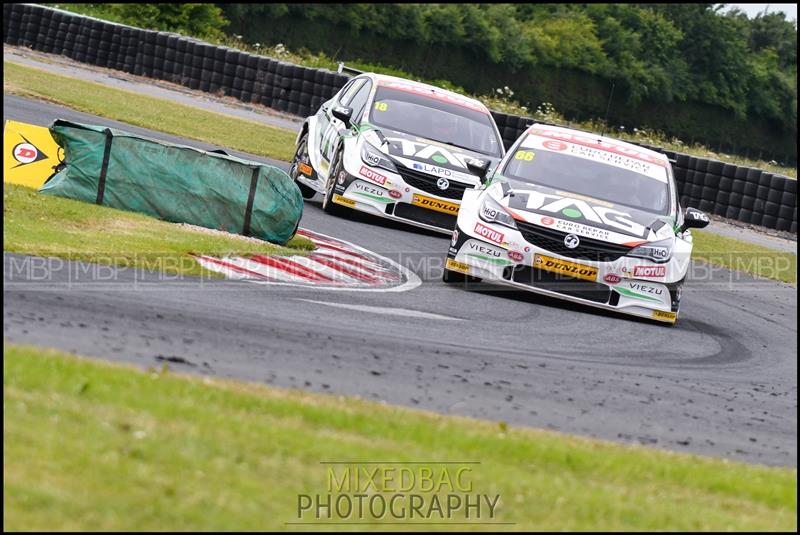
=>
[3,120,62,189]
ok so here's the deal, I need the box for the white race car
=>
[289,72,505,233]
[444,124,710,325]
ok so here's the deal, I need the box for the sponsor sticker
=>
[353,182,385,196]
[508,250,524,263]
[298,162,313,176]
[3,120,61,189]
[451,229,459,246]
[446,258,470,274]
[616,281,664,303]
[509,190,646,237]
[540,216,555,226]
[467,241,503,258]
[411,194,459,215]
[542,140,568,151]
[603,273,621,284]
[652,310,677,323]
[13,142,41,164]
[378,80,487,112]
[333,194,356,207]
[473,222,504,245]
[533,254,598,282]
[389,189,402,199]
[634,265,666,278]
[413,162,452,178]
[359,165,388,185]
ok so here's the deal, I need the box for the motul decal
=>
[359,165,387,185]
[474,222,504,245]
[633,265,666,278]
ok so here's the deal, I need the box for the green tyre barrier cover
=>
[40,119,303,244]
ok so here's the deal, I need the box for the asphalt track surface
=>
[4,95,798,467]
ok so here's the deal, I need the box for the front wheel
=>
[289,132,317,200]
[321,147,348,216]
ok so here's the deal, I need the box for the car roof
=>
[526,123,670,165]
[360,72,490,114]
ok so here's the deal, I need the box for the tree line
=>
[222,3,796,134]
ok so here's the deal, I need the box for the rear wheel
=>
[289,132,317,200]
[321,146,348,216]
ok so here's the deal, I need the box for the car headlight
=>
[361,142,397,173]
[478,195,517,229]
[627,238,673,263]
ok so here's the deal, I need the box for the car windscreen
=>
[501,137,671,214]
[369,86,502,157]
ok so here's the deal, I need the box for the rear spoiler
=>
[337,62,364,77]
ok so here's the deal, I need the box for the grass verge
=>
[4,343,796,531]
[3,184,314,278]
[693,230,796,285]
[3,61,297,162]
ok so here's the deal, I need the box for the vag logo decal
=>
[390,137,472,169]
[511,190,646,237]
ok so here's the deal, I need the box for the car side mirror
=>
[467,158,491,184]
[332,106,353,127]
[679,207,710,233]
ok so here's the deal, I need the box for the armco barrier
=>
[5,3,795,234]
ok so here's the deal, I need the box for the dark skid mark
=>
[154,355,196,367]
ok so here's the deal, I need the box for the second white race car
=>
[289,72,505,233]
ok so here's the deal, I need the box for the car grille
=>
[395,164,471,200]
[393,203,457,231]
[515,220,631,262]
[508,265,611,304]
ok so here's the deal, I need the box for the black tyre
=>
[289,132,317,200]
[321,146,349,216]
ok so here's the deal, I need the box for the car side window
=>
[347,81,373,123]
[339,78,366,107]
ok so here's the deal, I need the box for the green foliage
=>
[52,3,229,39]
[220,3,796,132]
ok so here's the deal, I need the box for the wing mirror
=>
[467,158,491,184]
[332,106,353,128]
[679,207,710,233]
